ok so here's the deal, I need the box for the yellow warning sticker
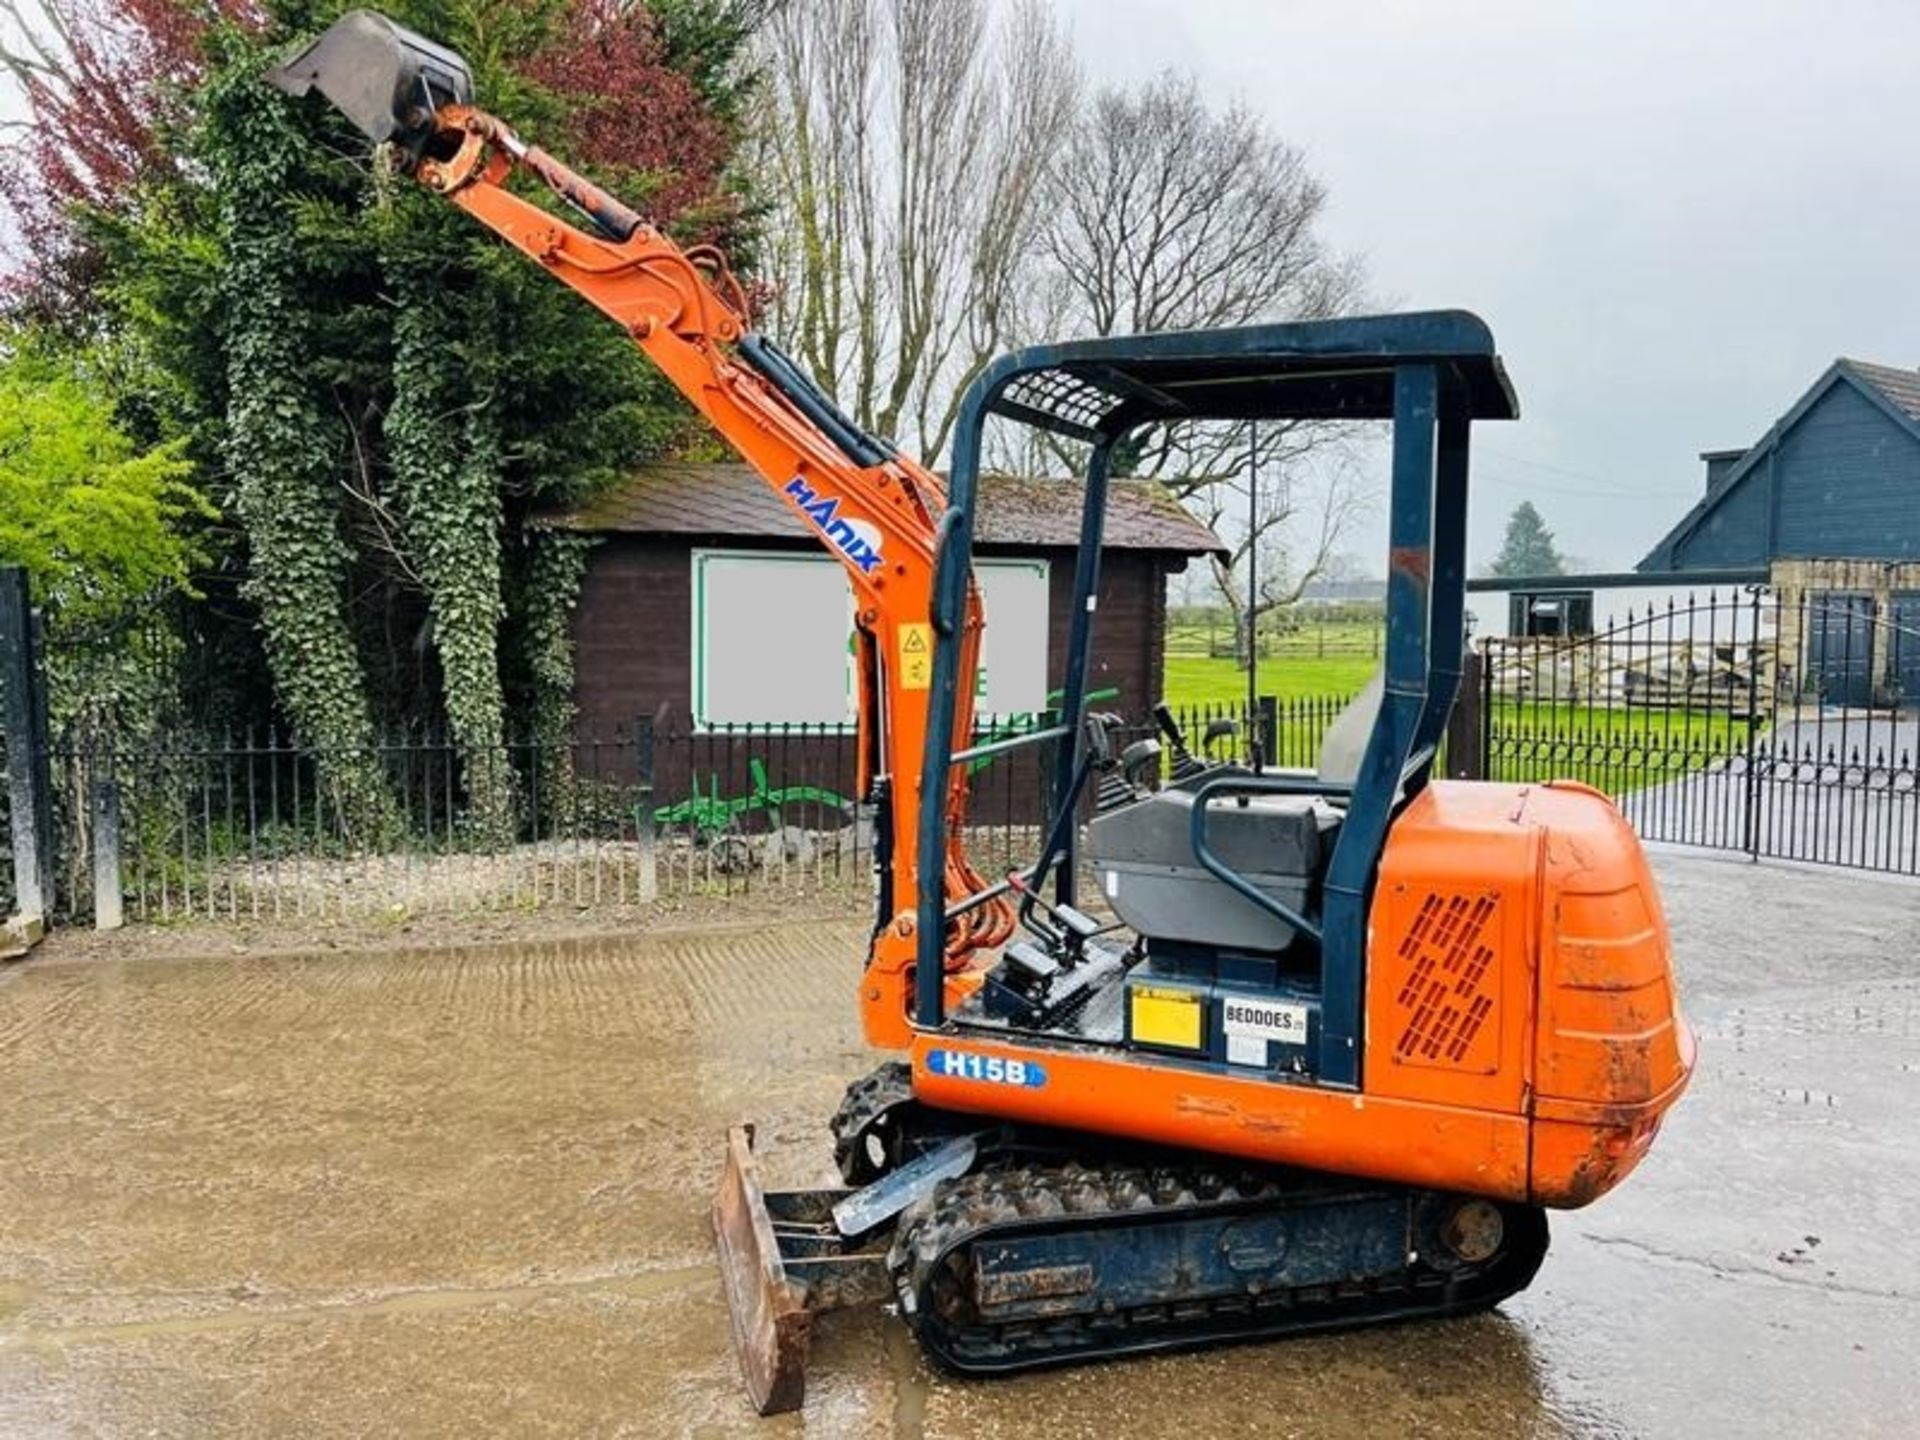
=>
[1129,986,1203,1050]
[899,623,933,690]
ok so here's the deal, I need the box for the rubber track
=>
[829,1060,916,1184]
[891,1158,1550,1375]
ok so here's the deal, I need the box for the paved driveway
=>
[2,856,1917,1437]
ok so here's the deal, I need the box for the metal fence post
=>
[0,568,53,926]
[1743,587,1767,862]
[92,778,123,930]
[1446,650,1485,779]
[1477,642,1496,783]
[636,715,657,903]
[1256,694,1278,769]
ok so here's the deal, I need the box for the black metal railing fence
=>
[0,721,12,917]
[42,694,1360,925]
[1480,587,1920,875]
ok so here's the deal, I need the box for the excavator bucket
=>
[265,8,472,147]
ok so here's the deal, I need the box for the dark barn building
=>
[1636,358,1920,704]
[544,463,1222,814]
[1638,357,1920,575]
[1475,357,1920,706]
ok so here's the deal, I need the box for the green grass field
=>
[1160,651,1756,798]
[1161,652,1376,707]
[1483,700,1757,796]
[1160,608,1760,797]
[1161,613,1381,707]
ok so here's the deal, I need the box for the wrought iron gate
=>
[1481,587,1920,876]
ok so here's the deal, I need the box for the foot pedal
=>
[981,940,1061,1025]
[1003,940,1059,983]
[978,939,1126,1030]
[1053,905,1101,944]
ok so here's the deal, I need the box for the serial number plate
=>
[926,1049,1048,1088]
[1222,998,1310,1043]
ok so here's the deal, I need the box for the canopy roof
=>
[983,310,1519,442]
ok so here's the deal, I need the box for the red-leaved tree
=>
[524,0,740,241]
[1,0,741,320]
[0,0,262,316]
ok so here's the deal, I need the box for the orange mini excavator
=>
[272,12,1694,1415]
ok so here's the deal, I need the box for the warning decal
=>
[899,623,933,690]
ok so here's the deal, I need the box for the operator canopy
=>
[981,310,1518,442]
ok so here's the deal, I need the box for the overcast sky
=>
[1054,0,1920,574]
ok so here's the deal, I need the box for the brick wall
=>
[1770,558,1920,704]
[572,537,1178,737]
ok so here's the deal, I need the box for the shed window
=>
[691,550,1049,727]
[1507,589,1594,638]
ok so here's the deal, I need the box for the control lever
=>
[1155,701,1206,782]
[1098,736,1162,812]
[1083,711,1121,768]
[1120,737,1162,783]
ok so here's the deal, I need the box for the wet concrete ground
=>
[1,853,1916,1438]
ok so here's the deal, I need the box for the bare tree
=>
[750,0,1077,460]
[753,19,1371,663]
[1044,74,1360,337]
[1192,445,1372,665]
[1034,73,1370,661]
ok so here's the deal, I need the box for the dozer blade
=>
[712,1125,815,1416]
[265,8,472,147]
[712,1125,971,1415]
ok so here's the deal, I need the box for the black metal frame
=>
[916,312,1519,1088]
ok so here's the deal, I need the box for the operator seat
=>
[1086,673,1385,954]
[1314,670,1383,788]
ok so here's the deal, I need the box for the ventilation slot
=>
[1391,891,1498,1070]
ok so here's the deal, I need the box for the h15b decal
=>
[926,1049,1048,1088]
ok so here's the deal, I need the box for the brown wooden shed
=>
[544,462,1224,740]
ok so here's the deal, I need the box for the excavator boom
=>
[269,12,1012,1045]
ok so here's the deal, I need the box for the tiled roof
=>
[1841,358,1920,423]
[543,462,1226,555]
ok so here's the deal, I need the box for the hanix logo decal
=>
[784,476,884,574]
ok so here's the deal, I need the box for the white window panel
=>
[690,549,1052,727]
[973,559,1050,720]
[692,550,853,727]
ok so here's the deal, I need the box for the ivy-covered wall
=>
[208,52,398,837]
[19,0,761,831]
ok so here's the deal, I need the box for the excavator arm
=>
[269,11,1010,1041]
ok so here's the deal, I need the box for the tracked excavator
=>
[271,12,1694,1414]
